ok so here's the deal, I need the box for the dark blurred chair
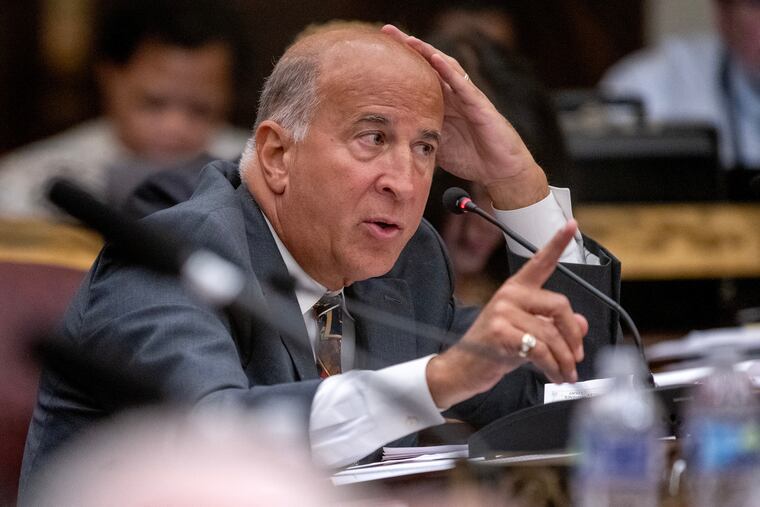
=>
[0,219,101,500]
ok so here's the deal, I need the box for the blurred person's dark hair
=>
[95,0,244,69]
[431,0,520,51]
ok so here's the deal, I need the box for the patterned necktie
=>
[313,293,343,378]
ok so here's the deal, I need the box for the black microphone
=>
[443,187,654,386]
[47,178,306,342]
[49,178,186,274]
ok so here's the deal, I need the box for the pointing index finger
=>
[510,220,577,288]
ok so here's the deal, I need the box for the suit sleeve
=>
[76,247,321,405]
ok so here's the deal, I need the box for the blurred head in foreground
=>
[26,406,339,506]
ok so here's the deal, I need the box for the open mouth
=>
[365,219,402,238]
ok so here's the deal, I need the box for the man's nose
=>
[376,150,416,200]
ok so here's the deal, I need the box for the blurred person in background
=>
[424,26,574,305]
[601,0,760,170]
[0,0,247,219]
[430,2,518,51]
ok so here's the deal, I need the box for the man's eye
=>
[360,132,384,145]
[415,143,435,156]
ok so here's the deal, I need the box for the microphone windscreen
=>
[47,178,185,274]
[442,187,470,214]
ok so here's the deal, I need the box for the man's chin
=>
[343,254,399,285]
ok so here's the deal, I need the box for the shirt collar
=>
[262,215,341,316]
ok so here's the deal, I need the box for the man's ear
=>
[255,121,292,195]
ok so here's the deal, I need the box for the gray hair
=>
[239,54,321,176]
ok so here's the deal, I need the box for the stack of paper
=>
[332,445,469,485]
[381,444,468,461]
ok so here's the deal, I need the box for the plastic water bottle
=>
[684,346,760,507]
[572,346,664,507]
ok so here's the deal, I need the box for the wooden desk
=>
[340,443,689,507]
[576,203,760,280]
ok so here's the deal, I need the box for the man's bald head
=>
[240,25,441,173]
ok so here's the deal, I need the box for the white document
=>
[382,444,468,461]
[653,359,760,387]
[646,326,760,362]
[332,458,459,485]
[543,377,616,403]
[479,452,578,466]
[331,445,469,485]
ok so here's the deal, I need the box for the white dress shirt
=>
[0,118,248,219]
[267,187,592,468]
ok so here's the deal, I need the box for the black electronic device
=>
[565,123,721,203]
[468,383,695,458]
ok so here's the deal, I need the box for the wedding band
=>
[518,333,537,358]
[462,73,470,82]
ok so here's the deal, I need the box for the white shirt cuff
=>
[492,186,598,265]
[309,355,444,468]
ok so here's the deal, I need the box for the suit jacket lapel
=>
[348,278,417,371]
[237,186,319,380]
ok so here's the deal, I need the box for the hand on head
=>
[381,25,549,210]
[426,220,588,410]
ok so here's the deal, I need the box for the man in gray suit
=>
[21,24,619,493]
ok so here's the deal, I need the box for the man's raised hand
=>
[380,24,548,210]
[426,221,587,410]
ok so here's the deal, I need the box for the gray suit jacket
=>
[20,161,620,496]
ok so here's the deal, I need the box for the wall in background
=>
[645,0,715,45]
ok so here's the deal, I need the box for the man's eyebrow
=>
[353,114,441,143]
[354,114,389,125]
[421,129,441,144]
